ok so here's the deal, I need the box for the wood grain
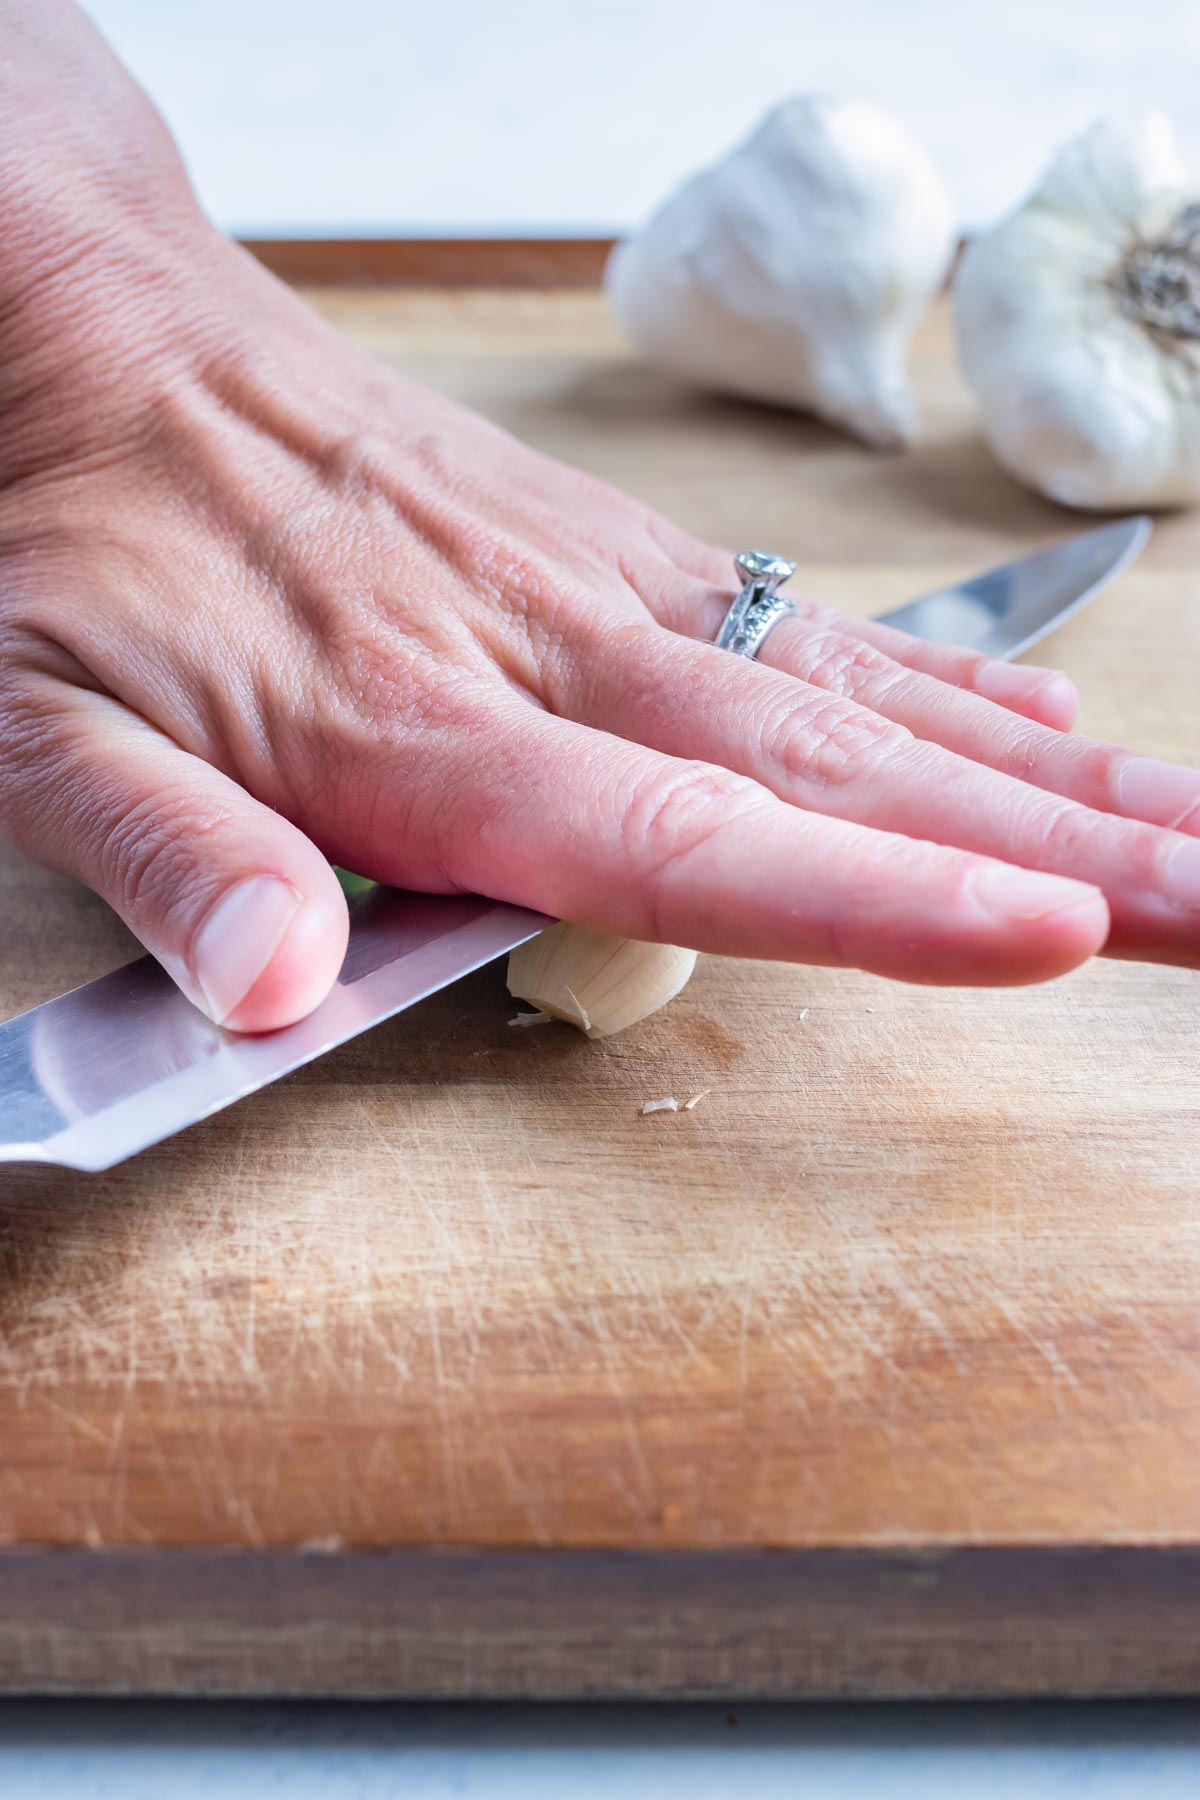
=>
[0,285,1198,1695]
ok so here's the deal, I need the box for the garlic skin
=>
[955,116,1200,510]
[507,925,697,1039]
[606,97,957,448]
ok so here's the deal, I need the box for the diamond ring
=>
[714,550,797,660]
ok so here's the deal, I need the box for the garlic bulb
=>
[955,116,1200,510]
[507,925,697,1039]
[607,97,957,447]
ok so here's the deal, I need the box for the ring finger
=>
[639,557,1200,837]
[645,531,1081,729]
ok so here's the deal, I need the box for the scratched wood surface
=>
[1,281,1199,1697]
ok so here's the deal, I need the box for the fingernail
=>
[1116,757,1200,830]
[973,664,1038,707]
[975,665,1075,722]
[973,865,1104,923]
[191,877,302,1025]
[1163,839,1200,912]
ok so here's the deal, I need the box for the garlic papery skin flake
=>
[606,97,956,448]
[507,925,697,1040]
[955,116,1200,510]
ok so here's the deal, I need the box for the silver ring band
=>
[715,550,797,660]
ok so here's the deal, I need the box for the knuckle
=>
[983,717,1042,779]
[1035,798,1090,859]
[787,628,895,699]
[327,624,445,735]
[467,536,618,701]
[1070,738,1122,796]
[958,652,991,689]
[0,677,56,841]
[324,426,404,499]
[864,831,959,892]
[993,719,1106,793]
[769,692,912,791]
[622,759,763,891]
[472,535,558,629]
[1035,791,1157,883]
[101,783,231,922]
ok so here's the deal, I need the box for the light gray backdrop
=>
[84,0,1200,235]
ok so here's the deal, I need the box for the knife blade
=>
[0,890,551,1171]
[874,515,1150,659]
[0,517,1150,1171]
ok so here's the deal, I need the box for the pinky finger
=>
[774,604,1082,732]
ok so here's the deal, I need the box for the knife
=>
[0,515,1150,1171]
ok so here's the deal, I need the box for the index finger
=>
[396,704,1110,988]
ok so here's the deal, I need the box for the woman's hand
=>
[2,5,1199,1032]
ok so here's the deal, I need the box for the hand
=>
[2,7,1199,1032]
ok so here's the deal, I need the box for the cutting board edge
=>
[1,1542,1197,1699]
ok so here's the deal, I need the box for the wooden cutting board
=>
[1,257,1199,1698]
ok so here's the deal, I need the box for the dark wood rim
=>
[2,1544,1198,1697]
[239,237,615,288]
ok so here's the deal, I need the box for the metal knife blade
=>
[0,890,550,1171]
[0,516,1151,1171]
[874,516,1151,660]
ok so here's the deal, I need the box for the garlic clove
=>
[955,115,1200,511]
[607,96,956,447]
[506,924,697,1040]
[1031,112,1183,240]
[807,330,917,450]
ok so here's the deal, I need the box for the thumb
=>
[5,682,348,1031]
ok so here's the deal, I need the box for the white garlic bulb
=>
[955,116,1200,510]
[607,97,957,448]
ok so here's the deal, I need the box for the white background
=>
[2,1699,1199,1795]
[84,0,1200,236]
